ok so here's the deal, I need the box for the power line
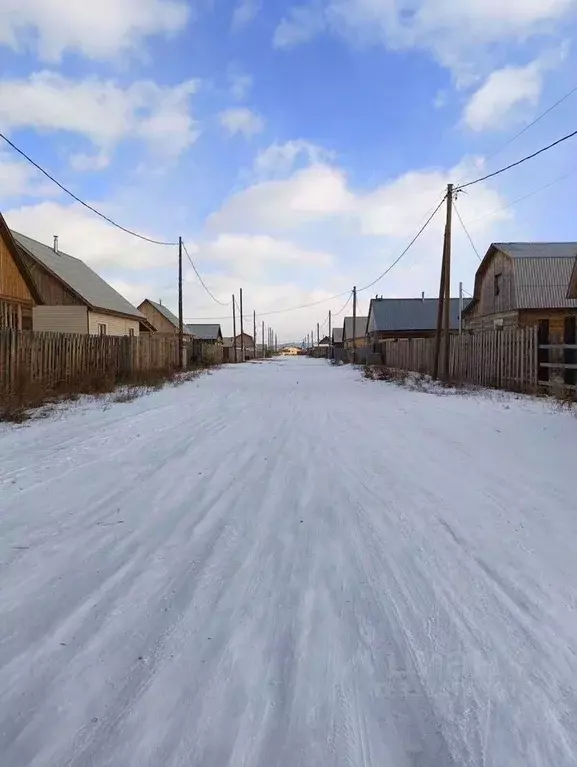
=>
[453,200,482,261]
[333,291,353,317]
[358,194,447,292]
[0,131,178,247]
[456,128,577,191]
[182,242,230,306]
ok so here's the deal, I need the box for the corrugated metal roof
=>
[568,258,577,299]
[513,257,577,309]
[369,297,467,332]
[12,231,144,320]
[495,242,577,259]
[186,323,222,340]
[332,327,343,343]
[143,299,180,328]
[343,316,368,340]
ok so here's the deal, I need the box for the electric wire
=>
[453,200,482,262]
[182,242,231,306]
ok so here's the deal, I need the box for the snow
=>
[1,357,576,766]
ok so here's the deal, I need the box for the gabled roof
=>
[141,299,181,329]
[319,335,331,345]
[368,297,467,332]
[343,316,368,341]
[0,214,42,304]
[465,242,577,314]
[332,327,343,343]
[186,323,222,341]
[12,231,145,320]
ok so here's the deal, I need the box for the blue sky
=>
[0,0,576,340]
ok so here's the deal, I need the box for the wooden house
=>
[367,297,466,343]
[463,242,577,343]
[0,213,41,330]
[567,257,577,299]
[343,316,369,349]
[12,231,152,336]
[187,324,223,343]
[138,299,191,336]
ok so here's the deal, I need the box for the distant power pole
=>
[328,310,332,341]
[232,294,237,363]
[239,288,245,362]
[434,183,453,380]
[253,309,256,359]
[262,320,265,359]
[352,285,357,364]
[178,236,184,369]
[317,323,320,347]
[274,333,278,353]
[459,281,463,336]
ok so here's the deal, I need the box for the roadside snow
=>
[1,358,576,766]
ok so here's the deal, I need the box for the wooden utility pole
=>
[317,323,320,347]
[232,294,237,363]
[434,184,453,380]
[262,321,265,359]
[275,333,278,353]
[458,281,463,336]
[442,184,453,381]
[328,310,332,341]
[253,309,256,360]
[178,237,184,369]
[239,288,245,362]
[352,285,357,364]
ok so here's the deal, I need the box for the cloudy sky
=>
[0,0,576,340]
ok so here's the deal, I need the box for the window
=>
[494,272,502,296]
[128,328,135,337]
[98,323,107,336]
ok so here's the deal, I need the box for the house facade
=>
[138,299,191,336]
[367,297,465,343]
[463,242,577,343]
[343,317,369,349]
[0,213,40,330]
[12,231,150,336]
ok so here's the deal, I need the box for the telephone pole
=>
[459,281,463,336]
[275,333,278,353]
[442,184,453,381]
[239,288,245,362]
[178,237,184,369]
[352,285,357,364]
[328,310,332,341]
[232,294,237,363]
[253,309,256,360]
[317,323,320,347]
[434,184,453,380]
[262,320,265,359]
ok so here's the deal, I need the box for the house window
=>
[128,328,135,337]
[98,323,107,336]
[494,273,502,296]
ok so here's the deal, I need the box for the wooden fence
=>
[1,331,180,395]
[379,327,539,392]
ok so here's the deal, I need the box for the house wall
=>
[33,306,88,334]
[344,336,369,350]
[518,309,577,343]
[466,249,516,322]
[0,234,33,306]
[19,251,83,306]
[139,302,178,334]
[88,311,140,336]
[464,311,519,332]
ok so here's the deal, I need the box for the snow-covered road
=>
[1,357,577,767]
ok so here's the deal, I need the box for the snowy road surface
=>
[1,358,577,767]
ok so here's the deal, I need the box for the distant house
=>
[13,231,152,336]
[223,331,252,348]
[138,299,191,336]
[0,212,40,329]
[343,316,369,349]
[332,327,343,346]
[318,335,331,346]
[367,297,466,343]
[186,324,223,343]
[463,242,577,343]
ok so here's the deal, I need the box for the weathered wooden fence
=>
[379,327,539,392]
[1,331,180,395]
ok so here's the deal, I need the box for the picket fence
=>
[0,331,180,395]
[379,327,539,392]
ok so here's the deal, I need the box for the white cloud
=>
[0,152,60,199]
[254,140,334,177]
[228,71,253,101]
[275,0,577,76]
[462,48,567,131]
[0,72,200,157]
[232,0,261,30]
[69,152,111,172]
[0,0,190,62]
[3,201,177,270]
[219,108,265,138]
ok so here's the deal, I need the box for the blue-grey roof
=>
[12,231,144,320]
[186,323,222,341]
[495,242,577,259]
[332,327,343,343]
[368,298,467,332]
[343,316,368,341]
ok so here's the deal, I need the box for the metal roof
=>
[143,299,181,328]
[12,231,145,320]
[332,327,343,343]
[568,258,577,299]
[343,316,368,341]
[186,323,222,340]
[495,242,577,260]
[513,257,577,309]
[369,298,467,332]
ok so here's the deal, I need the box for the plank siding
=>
[0,232,33,306]
[33,306,88,334]
[19,251,84,306]
[88,311,140,337]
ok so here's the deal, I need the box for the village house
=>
[342,316,369,349]
[367,296,466,344]
[12,231,152,336]
[188,324,223,343]
[0,213,41,330]
[567,257,577,299]
[463,242,577,343]
[138,299,192,336]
